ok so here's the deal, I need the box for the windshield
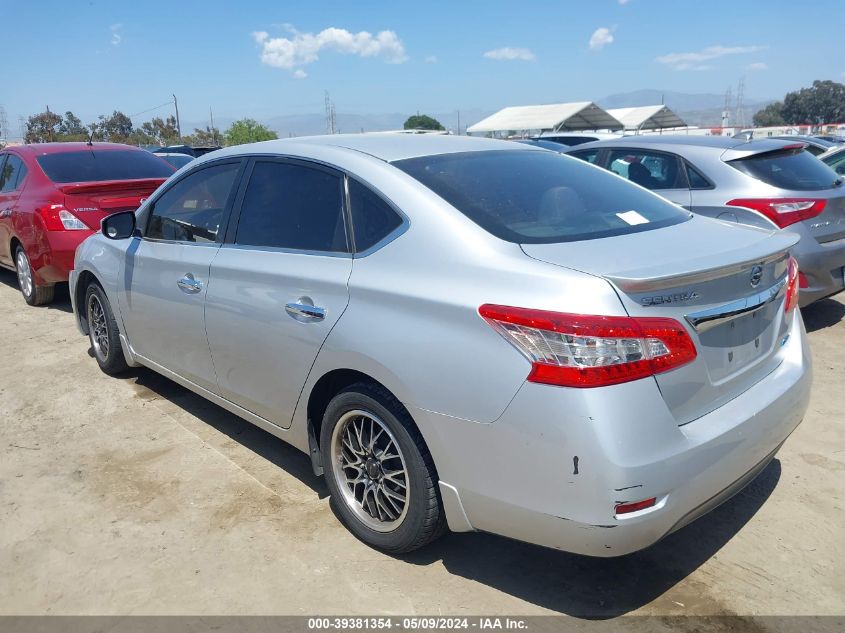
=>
[393,150,690,243]
[729,148,839,191]
[37,150,174,183]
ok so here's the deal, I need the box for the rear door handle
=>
[0,208,12,218]
[176,273,203,294]
[285,301,326,321]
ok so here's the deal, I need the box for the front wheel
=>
[15,246,54,306]
[85,283,129,375]
[321,383,447,553]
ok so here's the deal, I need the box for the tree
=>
[403,114,445,131]
[182,126,221,147]
[223,119,277,146]
[760,80,845,126]
[25,111,63,143]
[138,116,180,146]
[92,110,134,143]
[752,102,786,127]
[59,111,88,139]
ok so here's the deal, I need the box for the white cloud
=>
[292,69,307,79]
[746,62,768,71]
[425,55,437,63]
[655,44,765,70]
[483,47,535,61]
[110,24,122,47]
[252,25,408,76]
[589,27,614,51]
[619,0,631,4]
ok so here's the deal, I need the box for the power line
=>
[128,99,175,119]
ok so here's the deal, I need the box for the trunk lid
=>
[60,179,165,230]
[522,215,798,424]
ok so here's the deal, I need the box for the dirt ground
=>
[0,268,842,619]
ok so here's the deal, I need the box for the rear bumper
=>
[793,234,845,306]
[417,313,812,557]
[31,230,94,285]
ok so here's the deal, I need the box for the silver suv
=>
[567,135,845,306]
[71,135,811,556]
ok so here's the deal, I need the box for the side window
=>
[0,155,27,192]
[235,161,347,252]
[607,150,684,190]
[827,153,845,176]
[569,149,599,164]
[348,179,403,252]
[147,162,239,243]
[685,162,712,189]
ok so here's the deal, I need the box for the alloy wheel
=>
[87,294,110,360]
[15,250,33,299]
[330,410,410,532]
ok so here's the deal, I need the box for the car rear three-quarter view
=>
[70,135,812,557]
[0,143,173,305]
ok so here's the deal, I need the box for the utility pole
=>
[324,91,336,134]
[456,110,461,136]
[18,116,26,143]
[735,78,745,129]
[209,106,216,145]
[172,94,182,141]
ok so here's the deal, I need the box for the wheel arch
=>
[75,269,99,334]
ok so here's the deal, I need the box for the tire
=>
[85,282,129,375]
[15,246,54,306]
[320,382,447,553]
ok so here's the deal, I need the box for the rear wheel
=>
[85,282,128,375]
[320,382,447,553]
[15,246,54,306]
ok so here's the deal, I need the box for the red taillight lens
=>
[615,497,657,516]
[785,256,800,313]
[478,305,697,388]
[726,198,826,229]
[798,271,808,289]
[36,205,90,231]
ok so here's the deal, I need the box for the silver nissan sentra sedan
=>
[70,135,812,556]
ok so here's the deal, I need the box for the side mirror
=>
[102,211,137,240]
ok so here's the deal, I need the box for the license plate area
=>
[697,304,778,383]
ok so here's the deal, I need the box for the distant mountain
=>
[598,89,772,127]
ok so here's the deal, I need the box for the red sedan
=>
[0,143,174,305]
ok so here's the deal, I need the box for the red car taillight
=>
[36,205,90,231]
[726,198,826,229]
[478,305,697,388]
[785,256,800,313]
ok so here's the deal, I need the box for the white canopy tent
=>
[605,105,686,131]
[467,102,623,135]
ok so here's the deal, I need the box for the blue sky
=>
[3,0,842,133]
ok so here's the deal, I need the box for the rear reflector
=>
[478,305,697,388]
[726,197,826,229]
[615,497,657,515]
[798,271,808,289]
[785,256,800,312]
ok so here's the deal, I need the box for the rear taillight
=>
[36,205,89,231]
[726,198,826,229]
[478,305,697,388]
[785,256,799,313]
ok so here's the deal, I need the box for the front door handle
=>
[285,301,326,321]
[0,208,11,219]
[176,273,203,294]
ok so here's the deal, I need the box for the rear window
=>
[37,150,174,183]
[393,150,690,244]
[729,148,839,191]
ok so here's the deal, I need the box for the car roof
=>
[564,134,806,156]
[13,142,147,156]
[207,134,531,163]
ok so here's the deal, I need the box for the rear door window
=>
[147,162,240,242]
[0,155,27,192]
[729,147,839,190]
[37,150,173,183]
[394,150,689,244]
[606,150,685,190]
[685,162,712,189]
[348,179,403,252]
[234,161,348,253]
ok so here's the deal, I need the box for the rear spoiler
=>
[721,141,807,163]
[58,178,167,195]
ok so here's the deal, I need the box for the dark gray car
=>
[566,136,845,305]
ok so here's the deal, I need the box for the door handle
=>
[285,301,326,321]
[176,273,203,294]
[0,208,11,219]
